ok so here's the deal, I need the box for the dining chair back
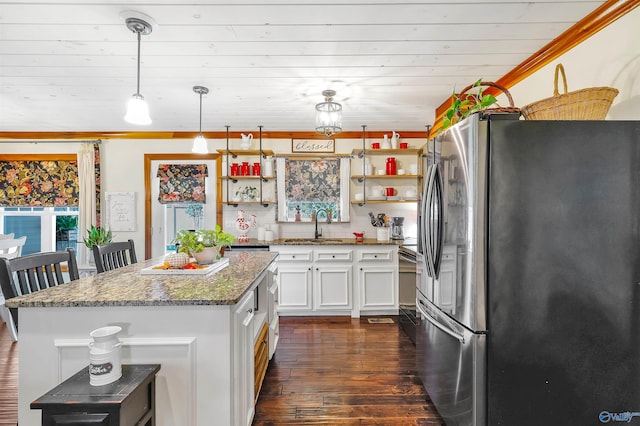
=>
[93,239,137,273]
[0,247,80,339]
[0,236,27,259]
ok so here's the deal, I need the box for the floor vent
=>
[367,318,394,324]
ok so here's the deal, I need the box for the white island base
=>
[19,303,255,426]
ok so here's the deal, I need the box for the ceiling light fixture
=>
[192,86,209,154]
[315,89,342,137]
[124,17,153,125]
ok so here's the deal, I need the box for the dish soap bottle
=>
[295,205,301,222]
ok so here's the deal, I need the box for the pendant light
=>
[124,17,153,125]
[192,86,209,154]
[315,89,342,137]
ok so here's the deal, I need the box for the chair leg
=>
[1,305,18,342]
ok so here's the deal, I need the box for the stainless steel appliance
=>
[398,242,417,344]
[391,216,405,240]
[416,114,640,425]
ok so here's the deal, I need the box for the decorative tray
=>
[140,257,229,275]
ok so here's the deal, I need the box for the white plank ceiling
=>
[0,0,609,133]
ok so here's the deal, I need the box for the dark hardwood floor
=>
[0,316,444,426]
[0,319,18,426]
[253,316,445,425]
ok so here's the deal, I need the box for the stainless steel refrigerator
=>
[416,113,640,425]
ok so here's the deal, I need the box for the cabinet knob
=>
[248,308,253,314]
[315,267,318,271]
[292,255,296,259]
[332,255,335,258]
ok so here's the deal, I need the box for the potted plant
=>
[173,225,235,264]
[83,225,113,249]
[441,79,498,131]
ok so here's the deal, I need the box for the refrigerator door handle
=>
[418,299,465,344]
[422,164,437,277]
[431,164,445,278]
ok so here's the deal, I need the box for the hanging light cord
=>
[135,30,142,96]
[199,92,203,134]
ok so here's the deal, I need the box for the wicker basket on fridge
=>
[521,64,618,120]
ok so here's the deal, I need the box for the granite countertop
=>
[5,251,277,309]
[234,237,406,246]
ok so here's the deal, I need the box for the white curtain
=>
[77,143,97,265]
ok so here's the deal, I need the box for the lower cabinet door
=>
[314,264,353,310]
[277,265,313,312]
[359,266,398,310]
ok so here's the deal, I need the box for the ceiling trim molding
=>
[0,130,431,141]
[433,0,640,130]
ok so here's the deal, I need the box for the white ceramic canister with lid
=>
[89,326,123,386]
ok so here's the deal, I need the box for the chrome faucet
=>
[314,209,324,239]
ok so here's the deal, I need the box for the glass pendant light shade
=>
[124,94,152,125]
[315,89,342,136]
[192,134,208,154]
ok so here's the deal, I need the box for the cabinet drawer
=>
[358,249,395,262]
[276,251,312,262]
[315,250,352,262]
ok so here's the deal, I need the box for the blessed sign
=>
[291,139,335,153]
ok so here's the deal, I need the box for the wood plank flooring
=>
[0,320,18,426]
[253,316,445,425]
[0,316,444,426]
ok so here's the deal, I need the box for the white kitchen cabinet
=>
[272,246,354,315]
[314,264,353,310]
[272,245,398,317]
[232,290,255,426]
[267,262,279,359]
[357,248,398,313]
[277,264,313,311]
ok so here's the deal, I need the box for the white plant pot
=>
[191,246,221,264]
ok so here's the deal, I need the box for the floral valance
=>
[157,163,208,204]
[285,159,340,202]
[0,160,79,207]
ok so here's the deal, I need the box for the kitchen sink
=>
[283,238,344,243]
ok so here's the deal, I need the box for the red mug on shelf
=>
[399,142,409,149]
[230,163,240,176]
[385,187,396,196]
[241,162,250,176]
[371,142,380,149]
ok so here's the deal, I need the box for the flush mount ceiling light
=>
[315,89,342,137]
[192,86,209,154]
[124,17,153,125]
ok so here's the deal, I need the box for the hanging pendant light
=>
[315,89,342,137]
[124,17,153,125]
[192,86,209,154]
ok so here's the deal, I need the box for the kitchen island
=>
[6,251,278,426]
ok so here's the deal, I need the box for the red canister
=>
[230,163,240,176]
[386,157,397,175]
[241,162,250,176]
[252,162,261,176]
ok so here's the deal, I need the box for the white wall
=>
[506,7,640,119]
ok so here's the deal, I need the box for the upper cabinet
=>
[350,148,423,205]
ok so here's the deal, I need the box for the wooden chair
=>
[93,239,137,273]
[0,236,27,259]
[0,247,79,341]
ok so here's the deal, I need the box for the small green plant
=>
[83,226,113,249]
[174,225,235,255]
[441,79,498,132]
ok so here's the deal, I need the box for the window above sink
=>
[276,157,350,223]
